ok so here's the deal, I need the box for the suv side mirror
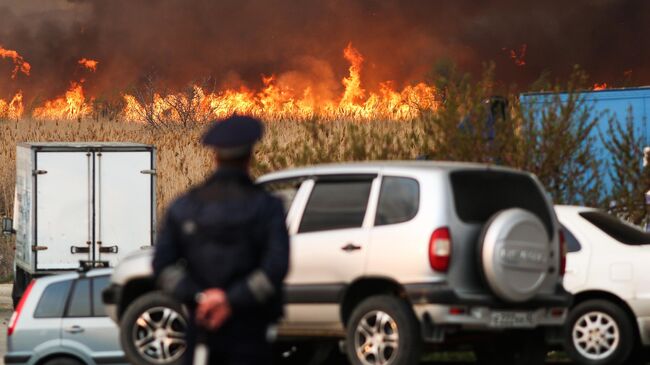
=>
[2,217,15,235]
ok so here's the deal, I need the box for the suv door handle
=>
[341,243,362,252]
[64,325,84,334]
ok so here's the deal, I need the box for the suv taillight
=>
[559,230,567,276]
[429,227,452,272]
[8,280,34,336]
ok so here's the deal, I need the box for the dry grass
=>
[0,66,612,278]
[0,118,427,217]
[0,118,427,277]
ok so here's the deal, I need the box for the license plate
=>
[490,311,535,328]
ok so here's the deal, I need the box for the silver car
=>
[105,161,572,365]
[5,268,126,365]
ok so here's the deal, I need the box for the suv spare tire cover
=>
[479,208,551,303]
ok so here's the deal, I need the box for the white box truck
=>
[2,142,156,306]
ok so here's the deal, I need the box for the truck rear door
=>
[36,151,92,270]
[34,147,155,271]
[95,151,154,266]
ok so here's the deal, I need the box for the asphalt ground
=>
[0,282,645,365]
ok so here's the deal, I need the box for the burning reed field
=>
[1,65,649,279]
[0,116,434,278]
[1,0,650,278]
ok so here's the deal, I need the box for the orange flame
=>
[503,44,527,67]
[593,83,607,91]
[0,46,31,79]
[78,58,99,72]
[122,43,438,122]
[340,43,365,105]
[32,82,93,120]
[0,91,24,119]
[3,43,437,122]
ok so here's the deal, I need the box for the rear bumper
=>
[637,317,650,346]
[102,283,121,304]
[405,282,570,343]
[413,303,567,328]
[413,302,567,346]
[404,282,573,309]
[4,354,31,364]
[102,283,122,323]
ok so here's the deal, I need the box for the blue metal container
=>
[520,87,650,192]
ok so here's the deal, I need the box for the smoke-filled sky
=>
[0,0,648,100]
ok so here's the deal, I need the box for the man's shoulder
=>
[167,192,199,216]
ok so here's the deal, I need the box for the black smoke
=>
[0,0,648,101]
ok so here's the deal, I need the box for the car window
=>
[450,170,553,237]
[262,178,304,213]
[92,276,111,317]
[299,178,373,233]
[580,211,650,245]
[375,177,419,226]
[66,278,91,317]
[34,280,72,318]
[561,225,582,253]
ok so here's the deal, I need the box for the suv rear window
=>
[580,211,650,245]
[299,178,373,233]
[375,177,419,226]
[450,170,552,236]
[34,280,72,318]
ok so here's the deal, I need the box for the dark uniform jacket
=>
[152,167,290,322]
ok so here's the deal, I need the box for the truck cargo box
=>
[12,142,156,277]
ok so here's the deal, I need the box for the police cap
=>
[202,115,264,159]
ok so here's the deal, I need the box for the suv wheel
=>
[565,300,635,365]
[345,295,421,365]
[120,291,188,365]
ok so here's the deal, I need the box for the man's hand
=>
[195,288,232,330]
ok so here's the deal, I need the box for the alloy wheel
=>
[354,310,400,365]
[572,311,620,360]
[132,306,188,364]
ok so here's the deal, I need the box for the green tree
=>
[512,68,604,206]
[602,108,650,225]
[420,64,605,206]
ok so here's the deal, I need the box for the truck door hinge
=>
[32,245,48,251]
[32,170,48,176]
[140,169,157,175]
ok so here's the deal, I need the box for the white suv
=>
[557,205,650,365]
[104,161,571,365]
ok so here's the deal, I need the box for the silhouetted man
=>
[153,115,290,365]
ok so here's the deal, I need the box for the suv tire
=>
[120,291,189,365]
[345,295,421,365]
[565,299,635,365]
[474,329,546,365]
